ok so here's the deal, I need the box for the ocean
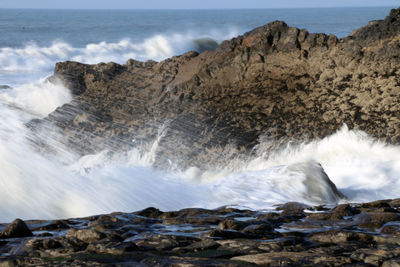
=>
[0,7,398,221]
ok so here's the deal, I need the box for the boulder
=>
[0,219,33,238]
[66,228,105,243]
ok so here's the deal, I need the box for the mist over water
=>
[0,8,399,221]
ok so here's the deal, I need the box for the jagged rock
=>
[0,219,33,239]
[30,7,400,168]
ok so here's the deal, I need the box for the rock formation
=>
[1,199,400,266]
[33,7,400,168]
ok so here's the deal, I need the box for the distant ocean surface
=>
[0,7,395,85]
[0,7,400,221]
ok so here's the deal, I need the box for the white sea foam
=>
[1,76,400,221]
[0,29,238,86]
[1,89,400,221]
[0,29,399,222]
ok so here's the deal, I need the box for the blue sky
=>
[1,0,399,9]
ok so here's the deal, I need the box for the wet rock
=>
[280,209,306,220]
[361,200,392,208]
[86,240,137,255]
[173,239,221,254]
[306,212,332,220]
[134,234,199,251]
[257,212,282,223]
[2,198,400,265]
[217,218,250,231]
[276,202,310,212]
[163,215,222,225]
[380,225,400,235]
[390,198,400,208]
[231,251,315,265]
[373,236,400,245]
[31,220,70,231]
[330,204,360,219]
[358,212,400,229]
[383,259,400,267]
[134,207,164,218]
[309,230,373,244]
[241,223,274,238]
[0,219,33,238]
[42,239,63,250]
[213,206,254,216]
[206,229,247,239]
[217,239,281,254]
[66,228,106,243]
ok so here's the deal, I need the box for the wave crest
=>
[0,30,238,85]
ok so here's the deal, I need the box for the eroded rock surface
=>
[0,199,400,266]
[30,7,400,168]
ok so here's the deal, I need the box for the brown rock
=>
[66,228,106,243]
[309,230,373,244]
[30,7,400,169]
[361,200,392,208]
[231,251,315,265]
[358,212,400,229]
[206,229,247,239]
[390,199,400,208]
[134,207,164,218]
[0,219,33,238]
[330,204,360,219]
[217,218,249,231]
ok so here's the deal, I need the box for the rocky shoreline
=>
[11,6,400,267]
[0,199,400,266]
[29,7,400,169]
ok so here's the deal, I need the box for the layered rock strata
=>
[33,8,400,168]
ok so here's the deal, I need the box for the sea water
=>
[0,7,398,221]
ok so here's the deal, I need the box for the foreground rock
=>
[0,219,33,238]
[29,7,400,168]
[0,199,400,266]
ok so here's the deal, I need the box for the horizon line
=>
[0,6,397,11]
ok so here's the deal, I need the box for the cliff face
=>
[38,8,400,168]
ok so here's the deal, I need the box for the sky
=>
[0,0,399,9]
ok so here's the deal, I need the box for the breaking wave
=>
[0,27,399,222]
[0,30,236,86]
[1,76,400,221]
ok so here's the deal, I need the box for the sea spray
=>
[0,30,237,86]
[0,8,399,221]
[1,76,400,221]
